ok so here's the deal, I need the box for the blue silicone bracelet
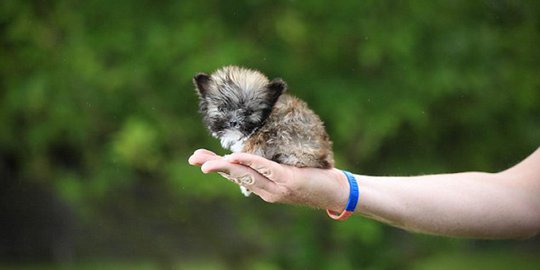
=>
[343,170,359,212]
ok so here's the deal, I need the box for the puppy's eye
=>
[244,109,254,116]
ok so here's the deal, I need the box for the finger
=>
[189,153,219,166]
[224,153,287,183]
[200,159,282,195]
[188,150,221,166]
[194,149,217,156]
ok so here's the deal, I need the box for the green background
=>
[1,0,539,269]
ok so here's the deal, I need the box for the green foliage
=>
[1,0,539,269]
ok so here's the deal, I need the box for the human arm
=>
[188,148,540,239]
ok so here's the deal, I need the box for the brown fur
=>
[243,94,334,168]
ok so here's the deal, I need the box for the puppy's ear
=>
[267,78,287,104]
[193,73,211,97]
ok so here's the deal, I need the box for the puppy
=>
[193,66,334,195]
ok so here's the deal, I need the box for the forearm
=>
[353,172,540,239]
[189,148,540,239]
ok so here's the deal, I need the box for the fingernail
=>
[200,164,210,174]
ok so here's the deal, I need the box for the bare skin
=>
[188,148,540,239]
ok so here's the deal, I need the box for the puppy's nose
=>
[229,120,240,128]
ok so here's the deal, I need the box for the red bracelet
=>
[326,209,354,220]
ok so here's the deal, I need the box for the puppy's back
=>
[243,94,334,169]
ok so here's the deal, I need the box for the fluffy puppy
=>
[193,66,334,195]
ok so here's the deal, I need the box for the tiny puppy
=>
[193,66,334,195]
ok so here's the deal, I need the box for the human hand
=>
[188,149,349,211]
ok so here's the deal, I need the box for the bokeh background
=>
[1,0,539,269]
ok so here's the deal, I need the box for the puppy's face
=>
[193,66,286,141]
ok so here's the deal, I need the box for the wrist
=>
[327,168,350,212]
[326,170,359,221]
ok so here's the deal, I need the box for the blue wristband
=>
[343,170,359,212]
[326,170,359,221]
